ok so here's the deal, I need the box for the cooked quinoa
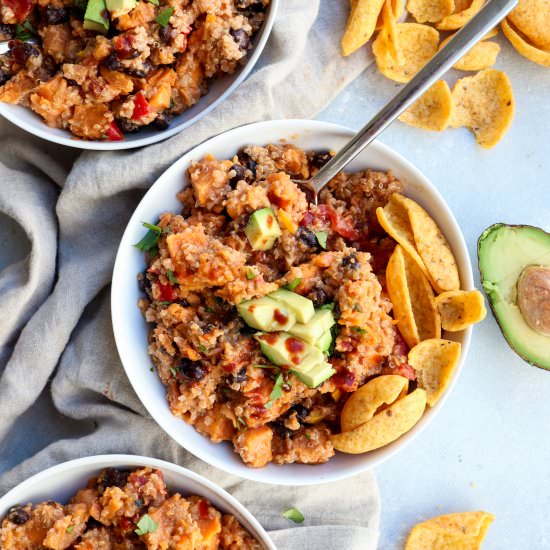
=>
[0,0,268,140]
[138,143,416,468]
[0,466,260,549]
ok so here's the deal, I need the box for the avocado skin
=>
[478,223,550,371]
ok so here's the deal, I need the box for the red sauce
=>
[332,369,356,391]
[119,516,134,532]
[113,34,136,59]
[259,333,279,345]
[157,282,174,301]
[248,305,256,313]
[198,499,210,519]
[273,309,288,325]
[300,211,314,227]
[285,337,305,354]
[4,0,32,23]
[268,191,290,210]
[266,215,274,228]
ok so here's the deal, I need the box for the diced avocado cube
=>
[288,309,336,344]
[293,361,335,388]
[245,208,281,251]
[106,0,136,18]
[254,332,322,368]
[83,0,110,33]
[268,289,315,324]
[237,296,295,332]
[315,329,333,354]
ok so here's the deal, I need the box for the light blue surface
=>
[317,38,550,549]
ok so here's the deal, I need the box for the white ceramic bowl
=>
[0,454,275,549]
[0,2,278,151]
[112,119,473,485]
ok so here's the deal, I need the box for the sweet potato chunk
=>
[233,426,273,467]
[68,103,113,140]
[30,76,82,128]
[0,71,36,104]
[116,1,155,30]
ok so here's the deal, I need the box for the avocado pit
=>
[517,265,550,337]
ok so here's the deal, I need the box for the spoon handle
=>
[308,0,518,193]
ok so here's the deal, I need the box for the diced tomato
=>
[105,121,124,141]
[113,34,135,59]
[157,282,174,301]
[4,0,32,23]
[132,92,152,120]
[382,362,416,381]
[198,499,210,519]
[392,332,409,358]
[315,205,360,241]
[299,211,314,227]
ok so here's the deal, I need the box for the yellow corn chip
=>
[450,69,515,149]
[341,375,409,432]
[507,0,550,50]
[436,0,484,31]
[399,80,452,131]
[435,289,487,331]
[407,0,454,24]
[373,23,440,83]
[502,19,550,67]
[386,245,441,348]
[440,34,501,71]
[392,193,460,293]
[331,389,427,453]
[408,338,461,406]
[342,0,386,56]
[405,511,495,550]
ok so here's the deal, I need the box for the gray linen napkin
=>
[0,1,381,548]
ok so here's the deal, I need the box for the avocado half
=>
[478,223,550,371]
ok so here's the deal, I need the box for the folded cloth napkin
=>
[0,1,380,547]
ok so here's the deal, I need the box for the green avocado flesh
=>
[106,0,136,17]
[478,223,550,370]
[245,208,281,251]
[237,296,295,332]
[84,0,109,32]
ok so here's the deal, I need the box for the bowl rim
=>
[0,0,279,151]
[0,454,276,550]
[111,118,474,485]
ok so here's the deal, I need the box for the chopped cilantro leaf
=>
[146,0,159,4]
[253,364,278,369]
[319,302,334,311]
[246,267,256,280]
[170,367,177,377]
[157,301,170,306]
[205,306,214,313]
[155,6,173,26]
[314,231,328,249]
[352,326,367,334]
[265,373,284,409]
[74,0,87,10]
[15,20,36,41]
[149,367,154,372]
[199,344,207,353]
[66,525,74,534]
[283,278,301,291]
[304,432,311,440]
[167,270,178,284]
[282,507,304,523]
[237,417,246,427]
[134,221,162,252]
[135,514,158,536]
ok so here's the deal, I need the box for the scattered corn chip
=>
[436,0,484,31]
[407,0,454,24]
[405,511,495,550]
[450,69,515,148]
[341,375,409,432]
[331,389,427,453]
[502,18,550,67]
[342,0,386,56]
[399,80,452,131]
[386,245,441,348]
[379,0,401,61]
[373,23,440,83]
[440,34,501,71]
[408,338,461,406]
[392,193,460,293]
[507,0,550,50]
[435,289,487,331]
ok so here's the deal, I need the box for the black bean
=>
[7,505,30,525]
[150,112,173,131]
[308,287,328,307]
[290,404,308,422]
[9,41,39,65]
[296,226,318,248]
[177,359,206,381]
[117,118,141,134]
[41,55,57,79]
[229,163,245,188]
[230,28,250,50]
[137,271,152,293]
[0,69,10,86]
[271,420,292,439]
[229,367,248,384]
[97,468,129,491]
[158,23,172,44]
[237,149,257,179]
[65,78,78,86]
[0,24,14,40]
[41,6,69,24]
[342,253,359,269]
[177,298,190,307]
[310,150,333,169]
[102,53,122,71]
[237,0,265,12]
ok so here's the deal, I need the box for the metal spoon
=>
[298,0,518,203]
